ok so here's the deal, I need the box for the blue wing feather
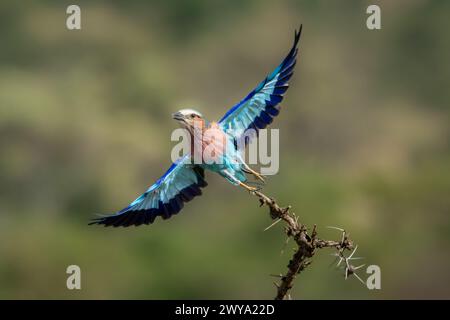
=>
[90,155,207,227]
[219,26,302,143]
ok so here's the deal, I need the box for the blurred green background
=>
[0,0,449,299]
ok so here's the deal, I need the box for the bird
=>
[90,26,302,227]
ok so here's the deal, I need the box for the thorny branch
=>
[252,190,363,300]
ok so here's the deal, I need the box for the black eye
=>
[190,114,195,118]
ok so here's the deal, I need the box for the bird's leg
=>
[242,163,265,183]
[238,181,259,193]
[223,170,259,192]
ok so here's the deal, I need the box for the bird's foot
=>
[253,172,266,183]
[239,182,261,193]
[243,167,266,183]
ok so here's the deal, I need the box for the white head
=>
[172,109,204,130]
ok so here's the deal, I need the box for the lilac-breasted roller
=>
[90,26,302,227]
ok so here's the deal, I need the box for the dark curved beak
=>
[172,112,184,122]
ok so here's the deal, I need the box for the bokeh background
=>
[0,0,448,299]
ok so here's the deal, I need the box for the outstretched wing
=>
[219,26,302,143]
[90,155,207,227]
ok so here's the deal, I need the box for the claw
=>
[239,181,259,193]
[254,172,266,183]
[243,166,266,183]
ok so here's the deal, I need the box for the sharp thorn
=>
[264,218,282,231]
[326,226,345,232]
[348,245,358,259]
[354,273,366,285]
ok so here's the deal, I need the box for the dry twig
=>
[252,190,361,300]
